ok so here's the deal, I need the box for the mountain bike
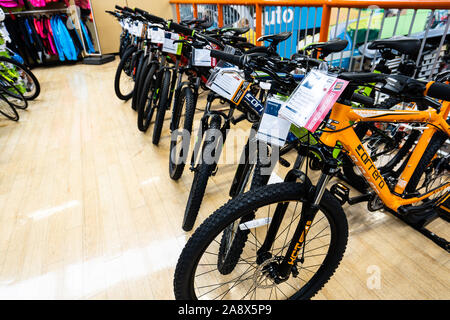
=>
[174,52,450,300]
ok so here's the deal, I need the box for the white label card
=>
[206,68,249,104]
[162,32,182,55]
[279,70,348,132]
[192,48,212,67]
[150,27,164,44]
[256,95,291,147]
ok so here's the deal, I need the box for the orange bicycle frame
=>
[320,101,450,211]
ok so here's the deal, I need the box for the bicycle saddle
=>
[257,32,292,43]
[306,39,349,55]
[181,18,206,25]
[221,27,250,35]
[197,20,214,29]
[368,37,421,56]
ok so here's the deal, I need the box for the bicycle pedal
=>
[279,157,291,168]
[330,183,350,205]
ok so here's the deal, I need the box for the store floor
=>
[0,61,448,299]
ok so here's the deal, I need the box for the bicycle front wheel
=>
[0,56,40,101]
[174,182,348,300]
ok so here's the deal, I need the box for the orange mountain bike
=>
[174,72,449,300]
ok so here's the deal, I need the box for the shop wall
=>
[88,0,172,55]
[126,0,172,19]
[89,0,128,54]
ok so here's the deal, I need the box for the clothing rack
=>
[5,8,70,15]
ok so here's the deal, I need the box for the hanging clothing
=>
[0,0,24,7]
[3,13,82,67]
[80,19,94,54]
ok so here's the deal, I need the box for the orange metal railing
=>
[169,0,450,42]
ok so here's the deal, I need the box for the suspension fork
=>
[190,92,219,170]
[167,58,180,109]
[256,154,337,280]
[276,172,333,279]
[170,71,186,132]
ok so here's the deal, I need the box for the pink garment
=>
[75,0,90,10]
[27,0,69,7]
[0,0,24,7]
[28,0,46,7]
[45,18,57,55]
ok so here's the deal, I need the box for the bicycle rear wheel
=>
[0,94,19,121]
[174,182,348,300]
[405,131,449,203]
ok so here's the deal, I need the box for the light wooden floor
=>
[0,61,448,300]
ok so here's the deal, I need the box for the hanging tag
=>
[256,95,291,147]
[150,27,164,44]
[192,48,212,67]
[162,32,183,55]
[206,69,251,105]
[137,22,144,37]
[279,70,349,132]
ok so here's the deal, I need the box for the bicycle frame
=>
[320,101,450,211]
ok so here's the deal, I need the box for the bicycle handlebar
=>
[168,21,194,36]
[425,81,450,101]
[134,8,166,24]
[210,50,245,68]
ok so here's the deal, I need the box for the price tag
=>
[150,27,164,44]
[206,68,251,105]
[162,32,182,55]
[256,95,291,147]
[137,22,144,37]
[279,70,349,132]
[192,48,212,67]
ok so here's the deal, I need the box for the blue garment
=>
[23,19,34,45]
[51,15,78,61]
[50,16,65,61]
[55,16,78,60]
[80,20,95,54]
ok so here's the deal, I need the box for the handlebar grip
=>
[134,8,166,24]
[210,50,244,68]
[425,81,450,101]
[169,22,194,36]
[123,6,135,13]
[115,5,124,11]
[351,93,375,106]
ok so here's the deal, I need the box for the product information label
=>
[207,68,251,105]
[279,70,348,132]
[256,96,291,147]
[162,32,182,54]
[150,27,164,43]
[192,48,212,67]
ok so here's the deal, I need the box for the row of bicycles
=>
[0,55,41,121]
[108,6,449,300]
